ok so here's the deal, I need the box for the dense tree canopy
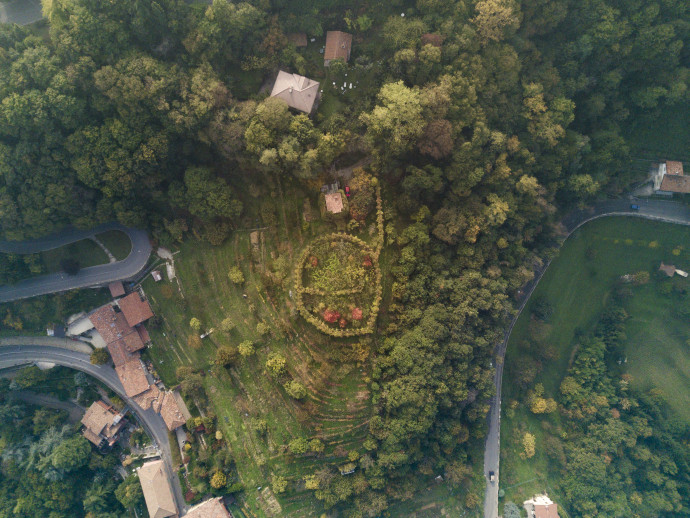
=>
[0,0,688,515]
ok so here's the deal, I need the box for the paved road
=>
[0,345,186,515]
[483,197,690,518]
[0,222,151,303]
[0,0,42,26]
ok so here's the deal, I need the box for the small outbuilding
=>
[108,281,125,298]
[324,31,352,65]
[659,262,677,277]
[324,193,344,214]
[270,71,320,115]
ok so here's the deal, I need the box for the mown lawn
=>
[500,216,690,511]
[141,181,374,517]
[41,239,109,273]
[96,230,132,260]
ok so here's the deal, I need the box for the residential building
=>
[523,494,560,518]
[270,70,320,115]
[184,497,231,518]
[81,400,126,448]
[324,30,352,65]
[118,291,154,327]
[653,160,690,194]
[138,460,178,518]
[115,359,151,398]
[154,391,186,431]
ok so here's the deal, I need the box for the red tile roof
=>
[118,292,154,327]
[90,305,134,344]
[137,324,151,344]
[107,339,137,367]
[666,160,684,176]
[155,392,186,431]
[109,281,125,298]
[659,173,690,193]
[324,31,352,63]
[115,360,150,397]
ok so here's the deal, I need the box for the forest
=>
[0,371,143,518]
[0,0,688,515]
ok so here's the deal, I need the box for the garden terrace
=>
[295,233,382,337]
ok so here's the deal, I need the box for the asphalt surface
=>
[0,0,42,26]
[483,197,690,518]
[0,222,151,303]
[0,345,186,515]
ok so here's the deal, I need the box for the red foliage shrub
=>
[185,491,196,503]
[310,256,318,267]
[339,317,348,328]
[362,255,372,268]
[323,309,340,323]
[351,307,363,320]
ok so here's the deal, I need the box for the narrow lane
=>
[0,222,151,303]
[0,345,186,514]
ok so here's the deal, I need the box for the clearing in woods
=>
[141,182,375,517]
[499,217,690,510]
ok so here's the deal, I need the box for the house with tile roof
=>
[184,497,231,518]
[270,70,320,115]
[118,291,154,327]
[81,400,126,449]
[324,30,352,65]
[138,460,178,518]
[524,494,560,518]
[115,359,151,398]
[654,160,690,194]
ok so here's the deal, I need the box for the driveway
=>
[0,345,186,515]
[483,197,690,518]
[8,390,85,423]
[0,222,151,303]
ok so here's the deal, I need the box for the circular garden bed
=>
[295,233,382,337]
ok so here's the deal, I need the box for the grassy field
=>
[41,238,109,273]
[95,230,132,260]
[500,216,690,511]
[141,180,375,517]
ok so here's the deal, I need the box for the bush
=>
[189,317,202,331]
[228,266,244,284]
[256,321,270,336]
[251,418,268,435]
[309,438,325,453]
[238,340,255,357]
[90,348,110,365]
[187,335,202,349]
[210,471,227,489]
[272,475,287,494]
[284,380,307,399]
[288,437,309,455]
[266,353,286,377]
[220,317,235,333]
[215,346,238,367]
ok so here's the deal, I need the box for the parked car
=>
[489,471,496,483]
[345,186,351,197]
[630,204,639,210]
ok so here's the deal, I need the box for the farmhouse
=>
[324,30,352,65]
[118,291,154,327]
[184,497,232,518]
[523,494,560,518]
[138,460,178,518]
[653,160,690,194]
[81,400,126,449]
[270,71,320,115]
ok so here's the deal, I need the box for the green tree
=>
[284,380,307,400]
[266,353,286,377]
[215,346,238,367]
[116,475,143,509]
[228,266,244,284]
[238,340,255,357]
[51,435,91,471]
[90,348,110,365]
[210,471,227,489]
[289,437,309,455]
[189,317,202,331]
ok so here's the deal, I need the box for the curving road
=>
[0,345,186,515]
[483,197,690,518]
[0,222,151,303]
